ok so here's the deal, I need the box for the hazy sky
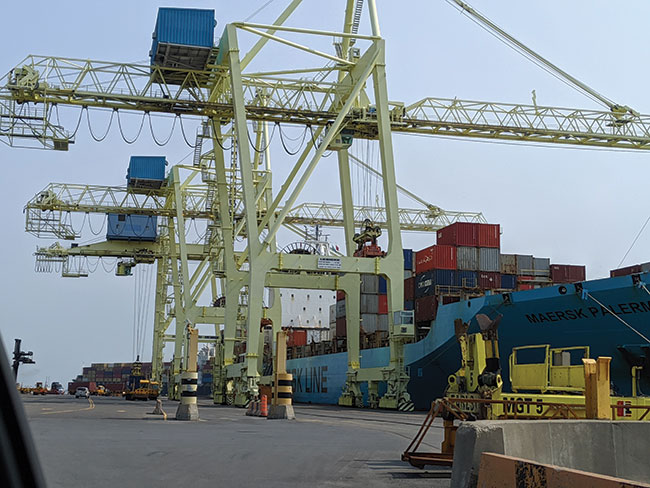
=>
[2,1,650,387]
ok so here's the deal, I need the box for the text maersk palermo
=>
[526,301,650,324]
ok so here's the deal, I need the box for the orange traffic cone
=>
[260,394,268,417]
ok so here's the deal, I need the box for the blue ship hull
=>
[287,273,650,410]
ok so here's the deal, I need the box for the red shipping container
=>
[404,277,415,301]
[478,272,501,289]
[415,295,438,322]
[415,245,457,273]
[441,296,460,305]
[336,290,345,301]
[288,329,307,347]
[550,264,586,283]
[437,222,478,247]
[378,295,388,314]
[610,265,643,278]
[477,224,500,248]
[518,284,534,291]
[335,317,347,337]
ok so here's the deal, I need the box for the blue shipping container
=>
[151,8,215,66]
[403,249,414,271]
[415,270,455,298]
[501,274,517,290]
[107,214,158,241]
[379,277,387,294]
[127,156,166,189]
[404,300,414,311]
[456,271,478,288]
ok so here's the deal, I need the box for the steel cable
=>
[116,109,146,144]
[587,292,650,344]
[148,112,177,146]
[86,107,115,142]
[278,123,308,155]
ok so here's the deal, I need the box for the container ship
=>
[278,222,650,410]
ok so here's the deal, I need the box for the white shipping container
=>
[361,313,378,333]
[361,275,379,294]
[329,304,337,325]
[336,300,346,319]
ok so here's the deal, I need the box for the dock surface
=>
[21,395,450,487]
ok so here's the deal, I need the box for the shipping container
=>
[361,314,378,333]
[415,245,457,273]
[360,275,379,294]
[457,247,479,271]
[500,254,517,275]
[404,277,415,301]
[415,295,438,323]
[501,274,517,290]
[550,264,586,283]
[455,270,478,288]
[404,300,414,310]
[610,264,643,278]
[336,290,345,301]
[404,270,414,280]
[415,270,455,298]
[378,314,388,331]
[378,294,388,314]
[106,214,157,241]
[478,272,501,289]
[403,249,414,271]
[329,304,336,325]
[335,318,346,337]
[437,222,478,247]
[288,330,307,347]
[477,224,500,248]
[361,294,379,314]
[378,277,387,294]
[533,257,551,277]
[336,300,346,319]
[150,8,215,69]
[518,284,535,291]
[479,247,500,272]
[126,156,166,189]
[516,255,534,275]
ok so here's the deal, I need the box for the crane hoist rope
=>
[445,0,638,118]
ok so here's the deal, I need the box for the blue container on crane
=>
[150,8,216,71]
[106,214,158,242]
[126,156,166,189]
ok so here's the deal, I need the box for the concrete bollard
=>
[175,371,199,421]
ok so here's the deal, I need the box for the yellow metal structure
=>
[5,1,650,410]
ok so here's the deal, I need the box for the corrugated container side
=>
[404,270,414,280]
[516,255,534,275]
[501,274,517,289]
[457,247,479,271]
[361,314,378,333]
[127,156,166,185]
[478,272,501,289]
[404,277,415,301]
[500,254,517,275]
[477,224,500,248]
[403,249,414,271]
[336,300,346,319]
[378,277,387,294]
[378,295,388,314]
[533,257,551,277]
[518,283,535,291]
[378,314,388,331]
[335,318,346,337]
[404,300,414,310]
[437,222,478,247]
[152,8,215,59]
[610,265,642,277]
[441,296,460,305]
[550,264,586,283]
[415,295,438,322]
[415,270,455,298]
[336,290,345,301]
[360,294,379,314]
[360,275,379,294]
[329,304,336,325]
[456,270,478,288]
[415,245,457,273]
[479,248,500,272]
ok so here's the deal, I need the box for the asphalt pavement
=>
[20,395,450,487]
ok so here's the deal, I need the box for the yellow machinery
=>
[403,318,650,468]
[124,361,160,401]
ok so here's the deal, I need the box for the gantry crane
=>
[4,0,650,409]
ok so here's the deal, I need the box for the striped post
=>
[175,326,200,420]
[274,373,293,406]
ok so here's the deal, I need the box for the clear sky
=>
[2,1,650,387]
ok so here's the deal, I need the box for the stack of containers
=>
[414,244,456,325]
[436,222,501,290]
[336,249,415,337]
[500,253,553,290]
